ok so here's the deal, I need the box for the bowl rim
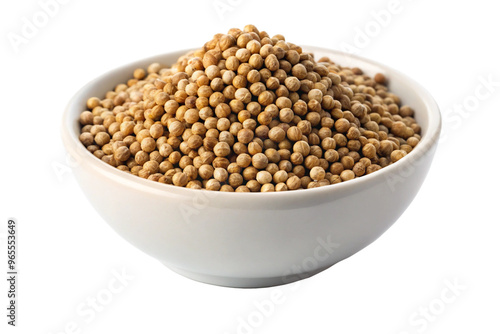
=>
[61,46,441,201]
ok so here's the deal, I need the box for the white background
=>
[1,0,499,333]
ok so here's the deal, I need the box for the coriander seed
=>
[252,153,268,169]
[78,25,421,191]
[310,166,326,181]
[172,172,188,187]
[286,175,301,190]
[256,170,272,184]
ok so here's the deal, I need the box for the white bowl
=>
[61,47,441,288]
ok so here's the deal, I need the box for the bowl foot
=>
[164,264,331,288]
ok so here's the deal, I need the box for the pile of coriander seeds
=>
[79,25,422,192]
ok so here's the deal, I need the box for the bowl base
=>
[165,263,331,288]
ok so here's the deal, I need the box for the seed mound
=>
[78,24,422,192]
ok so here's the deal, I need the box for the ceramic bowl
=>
[61,47,441,288]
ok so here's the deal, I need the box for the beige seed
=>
[252,153,269,169]
[340,170,355,181]
[268,127,286,142]
[172,172,188,187]
[256,170,272,184]
[94,132,110,146]
[310,166,325,181]
[286,175,301,190]
[213,142,231,157]
[390,149,407,162]
[237,128,254,144]
[78,25,421,191]
[205,179,221,191]
[79,132,94,146]
[114,146,130,162]
[214,168,229,182]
